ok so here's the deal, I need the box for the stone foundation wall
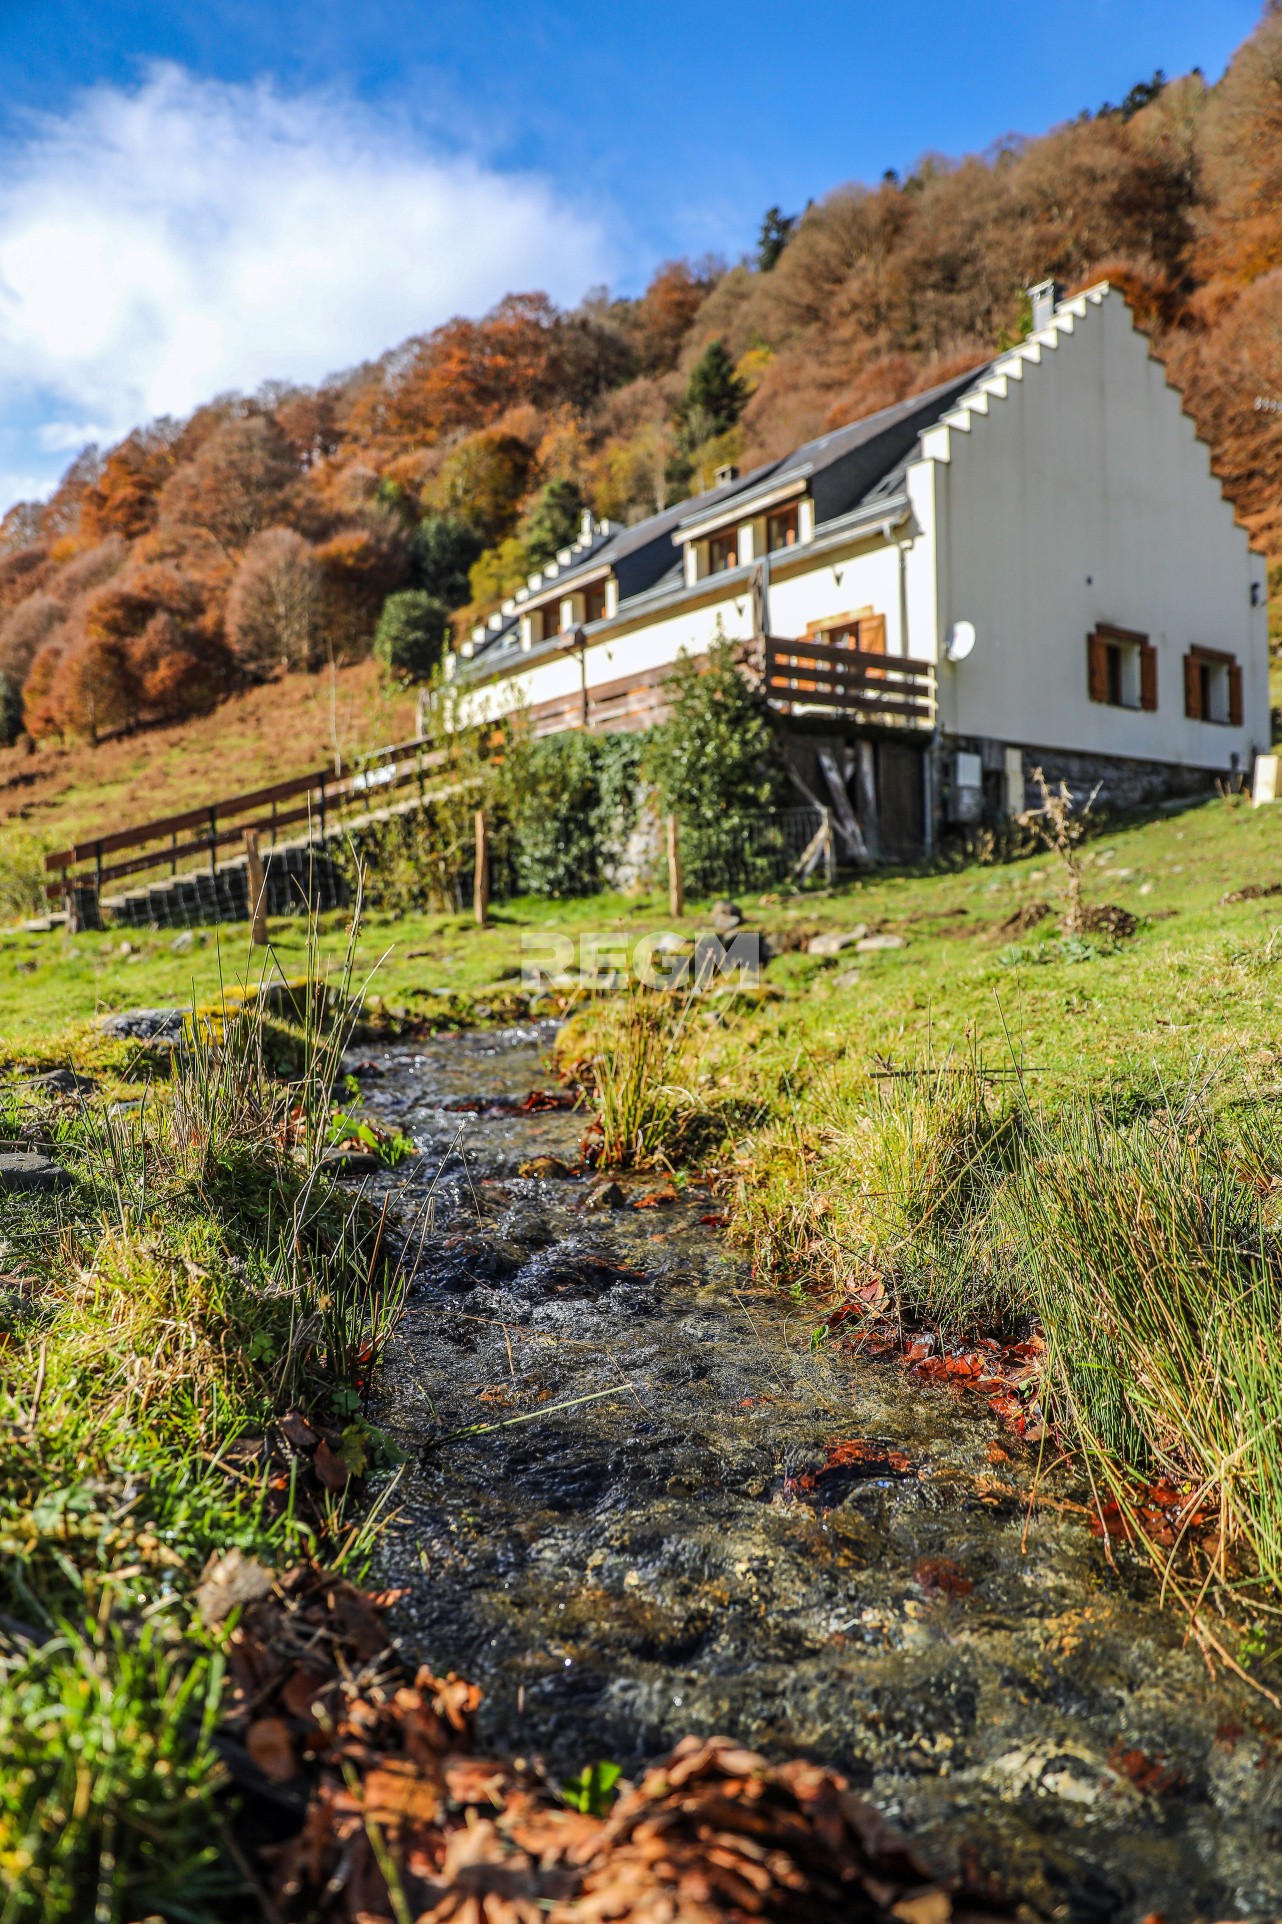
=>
[941,733,1225,825]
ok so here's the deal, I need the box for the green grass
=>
[0,951,402,1920]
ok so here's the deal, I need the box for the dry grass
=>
[0,659,416,849]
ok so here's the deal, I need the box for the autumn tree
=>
[425,431,534,545]
[315,509,411,662]
[0,594,63,685]
[156,413,299,556]
[226,528,326,675]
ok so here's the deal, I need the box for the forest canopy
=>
[3,8,1282,747]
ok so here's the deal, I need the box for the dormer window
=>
[709,530,739,574]
[768,505,799,551]
[585,582,608,624]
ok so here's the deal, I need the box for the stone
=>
[582,1179,626,1210]
[26,1069,94,1097]
[519,1155,574,1179]
[321,1148,381,1177]
[95,1007,189,1040]
[107,1101,142,1119]
[709,899,743,934]
[0,1153,71,1194]
[855,934,906,953]
[834,967,862,989]
[807,926,868,957]
[170,931,194,952]
[196,1548,273,1628]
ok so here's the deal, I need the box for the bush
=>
[373,590,451,685]
[645,636,787,894]
[501,731,643,897]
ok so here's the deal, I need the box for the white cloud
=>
[0,66,613,508]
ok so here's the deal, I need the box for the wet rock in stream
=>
[349,1025,1282,1924]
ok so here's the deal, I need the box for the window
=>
[767,504,799,551]
[584,582,608,624]
[540,601,562,641]
[709,530,739,573]
[1184,646,1242,725]
[806,611,886,652]
[1087,625,1156,711]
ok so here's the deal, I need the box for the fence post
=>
[244,829,268,946]
[208,806,217,877]
[822,808,834,888]
[318,775,327,844]
[667,813,684,920]
[473,810,489,926]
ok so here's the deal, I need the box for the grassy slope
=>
[4,789,1282,1075]
[0,661,417,850]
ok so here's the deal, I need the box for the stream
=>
[351,1024,1282,1924]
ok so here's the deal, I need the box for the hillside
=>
[0,659,416,850]
[0,10,1280,758]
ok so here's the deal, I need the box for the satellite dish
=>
[946,619,976,662]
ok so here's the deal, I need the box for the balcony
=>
[748,635,936,730]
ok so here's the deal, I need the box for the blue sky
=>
[0,0,1262,509]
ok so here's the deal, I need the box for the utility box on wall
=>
[948,750,984,823]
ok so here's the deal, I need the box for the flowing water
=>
[354,1025,1282,1924]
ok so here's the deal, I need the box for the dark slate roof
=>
[458,363,989,675]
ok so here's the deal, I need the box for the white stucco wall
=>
[926,286,1268,769]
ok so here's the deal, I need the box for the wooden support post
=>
[244,829,268,946]
[666,813,684,920]
[473,809,489,926]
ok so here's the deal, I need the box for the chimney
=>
[714,463,739,487]
[1028,279,1063,332]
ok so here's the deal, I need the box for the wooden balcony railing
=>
[750,636,936,729]
[44,735,449,903]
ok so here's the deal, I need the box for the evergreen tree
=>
[412,514,483,608]
[675,341,750,454]
[521,479,586,570]
[756,206,797,272]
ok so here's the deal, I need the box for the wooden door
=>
[877,742,925,858]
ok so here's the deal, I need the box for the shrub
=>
[645,636,787,894]
[373,590,451,685]
[501,731,643,896]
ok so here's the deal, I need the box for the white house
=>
[441,281,1269,857]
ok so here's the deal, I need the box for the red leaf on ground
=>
[914,1556,974,1599]
[312,1438,349,1491]
[247,1716,299,1783]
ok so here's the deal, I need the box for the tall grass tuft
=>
[1015,1095,1282,1592]
[587,993,707,1169]
[734,1053,1026,1337]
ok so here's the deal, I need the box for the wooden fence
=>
[45,735,448,904]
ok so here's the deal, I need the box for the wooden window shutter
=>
[1087,631,1108,704]
[1139,641,1158,712]
[859,613,887,654]
[1229,659,1243,726]
[1184,651,1202,719]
